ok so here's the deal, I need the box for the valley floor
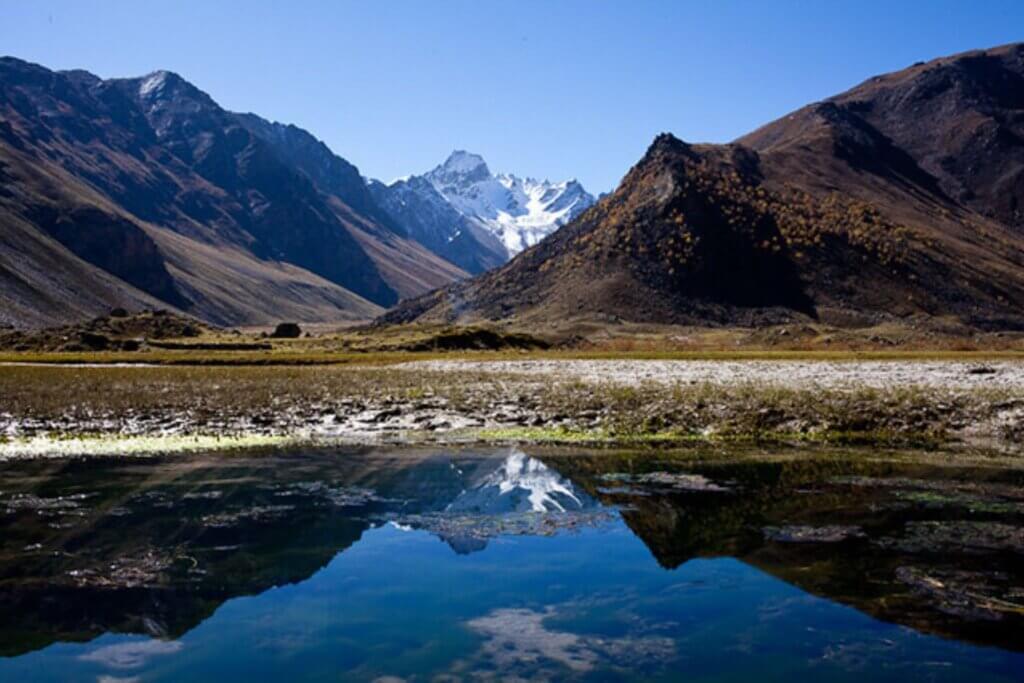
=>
[1,357,1022,458]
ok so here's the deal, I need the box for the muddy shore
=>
[0,360,1021,457]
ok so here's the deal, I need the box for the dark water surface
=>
[1,447,1023,682]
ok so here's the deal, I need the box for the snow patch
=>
[138,72,168,97]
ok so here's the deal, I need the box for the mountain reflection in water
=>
[0,447,1022,682]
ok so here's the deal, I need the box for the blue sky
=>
[2,1,1020,192]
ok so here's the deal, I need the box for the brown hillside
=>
[382,44,1024,331]
[0,58,463,328]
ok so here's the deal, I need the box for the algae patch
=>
[0,433,299,459]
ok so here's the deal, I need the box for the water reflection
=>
[0,447,1022,681]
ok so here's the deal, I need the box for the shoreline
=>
[1,359,1022,459]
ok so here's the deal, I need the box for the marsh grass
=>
[0,364,1018,449]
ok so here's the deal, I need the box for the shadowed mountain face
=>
[368,175,508,275]
[116,71,396,303]
[384,43,1024,330]
[0,58,471,327]
[24,203,187,309]
[233,113,402,235]
[231,112,469,300]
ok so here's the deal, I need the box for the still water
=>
[0,447,1022,681]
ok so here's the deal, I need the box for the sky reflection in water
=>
[0,447,1022,682]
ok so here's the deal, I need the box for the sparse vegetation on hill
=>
[382,44,1024,334]
[0,310,212,352]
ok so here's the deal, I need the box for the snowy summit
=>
[370,151,596,272]
[424,151,596,255]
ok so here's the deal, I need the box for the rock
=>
[877,521,1024,555]
[371,407,402,422]
[108,307,129,318]
[763,525,866,543]
[78,332,110,350]
[270,322,302,339]
[601,472,731,492]
[895,566,1020,621]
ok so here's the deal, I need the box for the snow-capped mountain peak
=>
[369,151,593,271]
[437,150,490,177]
[420,150,595,256]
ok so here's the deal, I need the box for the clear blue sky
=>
[2,1,1021,192]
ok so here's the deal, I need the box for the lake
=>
[0,446,1022,681]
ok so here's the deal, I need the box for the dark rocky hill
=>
[382,43,1024,331]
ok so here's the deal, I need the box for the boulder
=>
[270,322,302,339]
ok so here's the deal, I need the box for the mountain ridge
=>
[5,44,1024,333]
[0,56,468,327]
[381,42,1024,332]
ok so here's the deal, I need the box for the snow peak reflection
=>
[0,446,1022,681]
